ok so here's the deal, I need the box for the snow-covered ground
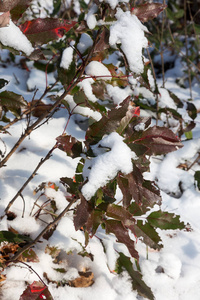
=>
[0,1,200,300]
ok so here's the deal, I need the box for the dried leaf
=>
[132,3,167,23]
[19,248,39,263]
[68,271,94,287]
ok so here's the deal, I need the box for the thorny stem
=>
[0,28,103,168]
[8,196,78,263]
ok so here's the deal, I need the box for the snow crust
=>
[0,20,34,55]
[81,132,133,200]
[109,9,148,74]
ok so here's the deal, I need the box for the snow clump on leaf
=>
[81,132,133,200]
[109,8,148,74]
[0,19,34,55]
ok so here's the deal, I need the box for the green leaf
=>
[194,171,200,190]
[185,131,193,140]
[147,210,185,230]
[116,252,154,300]
[134,220,162,250]
[0,231,31,244]
[85,210,103,236]
[0,91,27,117]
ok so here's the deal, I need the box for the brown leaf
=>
[68,271,94,287]
[0,0,21,12]
[74,196,90,230]
[0,11,10,28]
[132,3,167,23]
[105,219,139,260]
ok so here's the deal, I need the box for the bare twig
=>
[8,196,78,262]
[2,144,57,218]
[0,29,103,168]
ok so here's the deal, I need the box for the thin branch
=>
[0,28,103,169]
[8,196,78,263]
[2,144,57,218]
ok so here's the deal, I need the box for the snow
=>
[77,33,93,53]
[109,9,148,74]
[60,47,74,70]
[0,19,34,56]
[85,61,112,80]
[81,132,133,200]
[1,1,200,300]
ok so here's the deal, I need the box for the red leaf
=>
[132,3,167,22]
[20,18,77,45]
[56,134,82,158]
[135,126,183,155]
[19,281,53,300]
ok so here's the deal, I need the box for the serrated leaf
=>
[74,196,90,230]
[19,281,53,300]
[135,126,183,155]
[56,134,82,158]
[105,219,139,259]
[116,252,154,300]
[20,18,77,46]
[0,231,31,244]
[147,210,185,230]
[133,220,162,250]
[133,3,167,23]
